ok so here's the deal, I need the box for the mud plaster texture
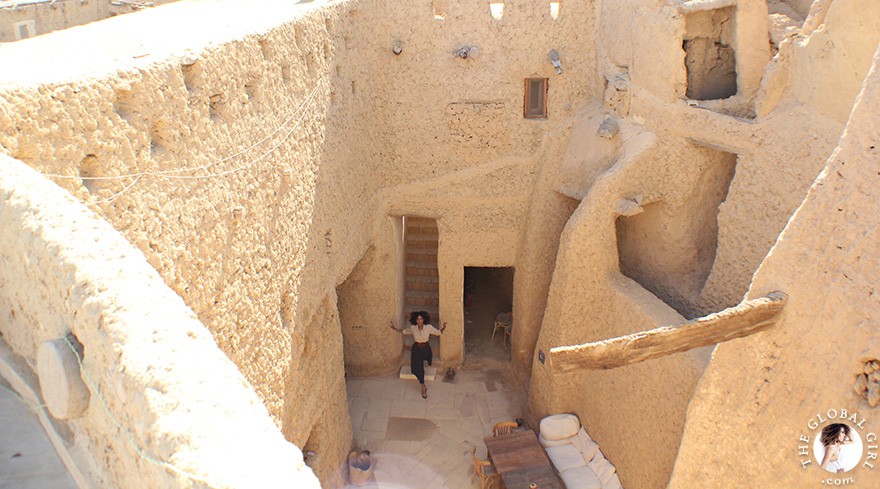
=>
[529,1,880,488]
[669,43,880,488]
[0,0,178,43]
[0,0,879,488]
[0,155,318,488]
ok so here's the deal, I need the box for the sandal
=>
[421,386,428,399]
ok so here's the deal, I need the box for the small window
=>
[550,2,561,19]
[524,78,548,119]
[14,20,35,41]
[489,2,504,20]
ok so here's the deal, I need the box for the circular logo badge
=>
[813,422,864,473]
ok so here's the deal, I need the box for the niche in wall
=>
[616,146,737,318]
[683,7,737,100]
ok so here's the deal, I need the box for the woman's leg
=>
[412,344,428,398]
[411,346,425,385]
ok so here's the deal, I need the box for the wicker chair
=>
[471,447,502,489]
[492,421,519,436]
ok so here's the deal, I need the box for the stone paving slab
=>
[345,364,526,488]
[0,378,76,489]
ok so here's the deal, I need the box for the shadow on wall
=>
[616,145,737,318]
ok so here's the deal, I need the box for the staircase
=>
[404,217,440,325]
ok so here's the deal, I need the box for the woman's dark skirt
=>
[411,342,433,384]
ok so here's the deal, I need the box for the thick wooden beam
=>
[549,292,787,373]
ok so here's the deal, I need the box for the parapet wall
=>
[0,155,319,488]
[0,0,367,483]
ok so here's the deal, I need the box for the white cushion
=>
[540,414,581,441]
[602,473,623,489]
[589,452,617,485]
[559,465,602,489]
[539,432,574,448]
[547,444,589,472]
[571,428,600,462]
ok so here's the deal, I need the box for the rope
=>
[38,80,323,205]
[62,336,215,485]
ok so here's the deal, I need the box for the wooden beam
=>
[549,292,787,373]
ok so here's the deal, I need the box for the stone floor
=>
[0,378,76,489]
[344,362,527,489]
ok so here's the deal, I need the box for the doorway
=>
[463,267,514,361]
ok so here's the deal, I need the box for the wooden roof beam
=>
[548,291,787,374]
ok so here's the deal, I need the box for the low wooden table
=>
[484,430,563,489]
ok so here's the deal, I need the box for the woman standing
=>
[389,311,446,399]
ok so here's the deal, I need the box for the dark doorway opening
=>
[463,267,514,362]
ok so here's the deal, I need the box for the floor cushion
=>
[602,473,623,489]
[539,432,575,448]
[589,451,617,485]
[547,443,589,472]
[571,428,600,462]
[559,465,602,489]
[540,413,581,441]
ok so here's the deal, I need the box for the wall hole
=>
[113,89,135,125]
[489,2,504,20]
[181,62,200,95]
[79,154,106,195]
[258,38,272,61]
[432,0,447,20]
[209,93,227,122]
[550,1,560,19]
[150,121,169,158]
[683,7,737,100]
[245,74,261,109]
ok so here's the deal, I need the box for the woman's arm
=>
[389,321,413,335]
[432,322,447,335]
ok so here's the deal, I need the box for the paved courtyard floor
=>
[344,361,527,489]
[0,378,75,489]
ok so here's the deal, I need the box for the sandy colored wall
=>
[0,1,377,484]
[669,42,880,488]
[333,0,603,372]
[790,0,880,123]
[528,2,879,488]
[0,155,319,488]
[0,0,602,481]
[0,0,177,43]
[0,0,109,42]
[528,116,731,488]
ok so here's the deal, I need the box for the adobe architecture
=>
[0,0,878,487]
[0,0,176,43]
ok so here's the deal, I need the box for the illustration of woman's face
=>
[838,429,846,443]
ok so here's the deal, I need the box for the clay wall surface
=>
[0,155,318,488]
[3,0,880,487]
[790,0,880,123]
[336,0,603,372]
[530,1,880,488]
[669,43,880,488]
[0,0,374,483]
[0,0,602,482]
[0,0,177,43]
